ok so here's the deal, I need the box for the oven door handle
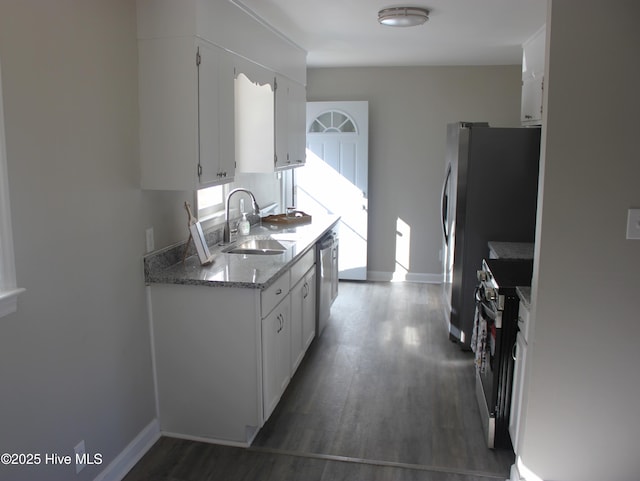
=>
[480,300,497,321]
[479,299,503,328]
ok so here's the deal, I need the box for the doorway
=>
[296,101,369,280]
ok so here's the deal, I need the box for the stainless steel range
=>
[473,258,533,449]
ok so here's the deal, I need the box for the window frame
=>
[195,183,230,228]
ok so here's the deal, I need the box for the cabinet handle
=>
[303,282,308,299]
[275,288,282,295]
[512,342,518,361]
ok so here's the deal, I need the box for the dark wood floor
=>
[124,281,514,481]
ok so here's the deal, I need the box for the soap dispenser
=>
[238,212,250,235]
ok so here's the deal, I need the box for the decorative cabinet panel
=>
[234,57,275,174]
[138,37,235,190]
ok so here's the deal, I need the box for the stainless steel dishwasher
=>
[316,228,339,336]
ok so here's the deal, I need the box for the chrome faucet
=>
[223,188,261,243]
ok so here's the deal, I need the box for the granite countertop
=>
[144,214,340,289]
[488,241,534,260]
[516,286,531,309]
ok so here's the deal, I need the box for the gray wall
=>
[0,2,155,481]
[521,1,640,480]
[307,66,522,280]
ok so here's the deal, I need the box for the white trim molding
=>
[510,456,545,481]
[92,419,160,481]
[0,288,26,318]
[0,57,25,318]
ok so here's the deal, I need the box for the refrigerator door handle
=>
[441,164,452,244]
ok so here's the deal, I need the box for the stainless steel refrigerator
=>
[441,122,540,349]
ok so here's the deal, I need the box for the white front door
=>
[297,101,369,280]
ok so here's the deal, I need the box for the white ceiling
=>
[235,0,547,68]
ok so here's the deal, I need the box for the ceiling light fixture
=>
[378,6,430,27]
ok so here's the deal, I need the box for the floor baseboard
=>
[511,457,544,481]
[366,271,442,283]
[92,418,160,481]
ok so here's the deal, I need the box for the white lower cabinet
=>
[302,267,317,352]
[291,265,316,373]
[149,284,263,445]
[509,300,530,452]
[261,295,291,420]
[149,248,317,445]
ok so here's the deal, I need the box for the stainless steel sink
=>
[223,238,294,255]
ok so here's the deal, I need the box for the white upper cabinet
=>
[136,0,307,189]
[199,42,236,185]
[138,36,235,190]
[275,75,307,170]
[521,25,546,126]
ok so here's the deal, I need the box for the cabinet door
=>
[521,74,543,125]
[288,81,307,167]
[291,265,316,373]
[521,26,545,126]
[275,76,307,170]
[139,37,234,190]
[217,49,236,182]
[274,75,290,170]
[290,278,304,373]
[198,41,235,185]
[262,297,291,420]
[302,267,316,351]
[138,36,199,190]
[509,332,527,452]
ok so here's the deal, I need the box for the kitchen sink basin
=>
[223,238,294,255]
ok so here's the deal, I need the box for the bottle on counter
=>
[238,212,250,235]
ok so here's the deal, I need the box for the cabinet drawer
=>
[290,248,315,287]
[261,272,290,317]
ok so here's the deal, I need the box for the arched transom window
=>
[309,110,357,133]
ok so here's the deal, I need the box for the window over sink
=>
[197,184,227,223]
